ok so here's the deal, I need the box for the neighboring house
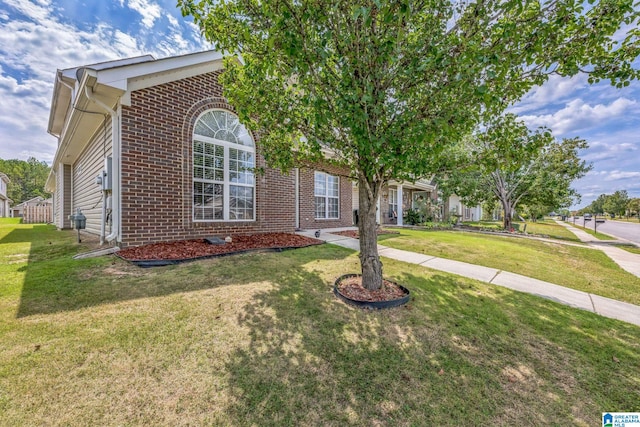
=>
[447,194,483,223]
[0,173,10,217]
[11,196,45,217]
[45,51,352,248]
[368,179,438,226]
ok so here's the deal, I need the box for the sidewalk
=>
[296,228,640,327]
[554,220,640,278]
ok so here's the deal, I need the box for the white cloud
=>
[0,68,56,161]
[605,171,640,181]
[511,75,588,115]
[2,0,52,22]
[519,98,637,135]
[126,0,163,29]
[582,138,639,163]
[0,0,208,163]
[0,13,142,83]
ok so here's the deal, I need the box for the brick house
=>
[45,51,352,248]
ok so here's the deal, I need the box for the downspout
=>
[84,85,120,245]
[294,168,300,230]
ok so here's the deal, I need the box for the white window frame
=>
[314,171,339,220]
[388,188,398,218]
[193,109,256,222]
[464,206,472,220]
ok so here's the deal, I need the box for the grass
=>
[463,220,503,230]
[515,220,582,241]
[379,228,640,305]
[618,245,640,255]
[569,222,617,240]
[2,220,640,425]
[609,217,640,223]
[463,219,581,241]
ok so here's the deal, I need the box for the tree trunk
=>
[501,199,513,230]
[358,177,383,291]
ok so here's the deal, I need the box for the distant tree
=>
[481,199,499,222]
[627,198,640,220]
[437,114,591,229]
[0,157,50,204]
[180,0,640,290]
[603,190,629,217]
[520,202,549,222]
[588,194,607,215]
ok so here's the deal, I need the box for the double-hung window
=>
[389,188,398,218]
[193,110,255,221]
[314,172,339,219]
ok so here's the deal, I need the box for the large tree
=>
[180,0,639,290]
[0,157,50,205]
[603,190,629,217]
[437,114,591,229]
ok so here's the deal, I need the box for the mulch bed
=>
[333,229,400,239]
[336,275,408,302]
[117,233,323,266]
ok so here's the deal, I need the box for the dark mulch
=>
[117,233,323,262]
[333,229,400,239]
[336,275,408,302]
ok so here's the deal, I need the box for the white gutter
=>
[57,72,75,92]
[84,84,121,245]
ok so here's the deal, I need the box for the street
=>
[575,218,640,245]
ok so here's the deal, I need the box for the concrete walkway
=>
[296,228,640,327]
[554,220,640,278]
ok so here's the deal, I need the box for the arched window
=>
[193,110,255,221]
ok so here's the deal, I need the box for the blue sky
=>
[0,0,638,210]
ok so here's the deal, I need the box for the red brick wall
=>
[119,71,352,247]
[120,71,298,247]
[298,165,353,230]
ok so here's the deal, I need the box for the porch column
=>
[397,185,404,226]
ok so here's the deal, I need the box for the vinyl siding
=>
[71,119,113,236]
[53,163,71,228]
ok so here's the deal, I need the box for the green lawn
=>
[609,217,640,223]
[463,219,581,241]
[515,220,581,241]
[569,222,616,240]
[379,229,640,305]
[1,220,640,426]
[618,245,640,255]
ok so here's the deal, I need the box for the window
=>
[314,172,339,219]
[412,191,430,209]
[388,188,398,218]
[193,110,255,221]
[464,206,472,220]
